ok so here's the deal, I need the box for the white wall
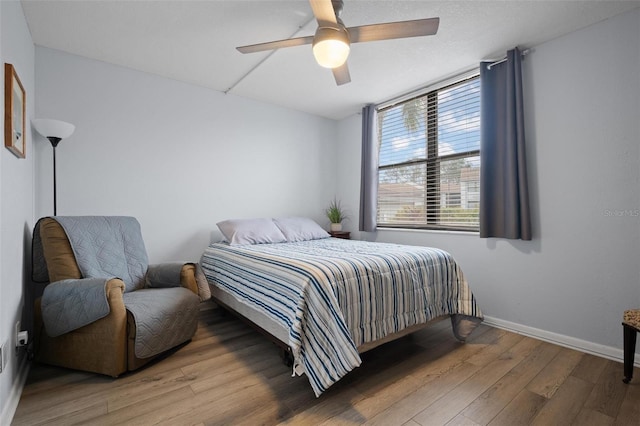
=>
[0,1,34,423]
[35,47,339,263]
[336,8,640,359]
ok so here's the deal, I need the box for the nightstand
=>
[329,231,350,240]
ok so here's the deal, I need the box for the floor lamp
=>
[33,119,75,216]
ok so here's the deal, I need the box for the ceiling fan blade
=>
[332,62,351,85]
[309,0,338,27]
[237,35,315,54]
[348,18,440,43]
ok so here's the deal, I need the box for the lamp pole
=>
[32,119,76,216]
[48,137,62,216]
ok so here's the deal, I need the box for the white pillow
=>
[273,217,330,242]
[216,218,287,246]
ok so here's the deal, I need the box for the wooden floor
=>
[12,304,640,425]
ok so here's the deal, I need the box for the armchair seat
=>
[32,216,205,377]
[123,287,199,360]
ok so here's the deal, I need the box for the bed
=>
[200,218,483,397]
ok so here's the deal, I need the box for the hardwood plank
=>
[352,331,462,397]
[359,326,505,424]
[13,367,190,425]
[487,389,547,426]
[614,381,640,426]
[312,328,478,425]
[409,327,510,385]
[316,373,424,425]
[201,373,298,426]
[461,341,561,425]
[12,400,107,426]
[445,413,482,426]
[572,408,615,426]
[583,360,628,418]
[364,361,481,426]
[87,386,196,425]
[107,368,198,412]
[571,353,610,383]
[19,366,93,398]
[279,386,364,425]
[290,325,483,419]
[189,356,287,395]
[12,374,115,421]
[318,325,498,425]
[122,368,283,424]
[526,348,584,398]
[465,329,524,367]
[412,337,542,425]
[530,375,594,425]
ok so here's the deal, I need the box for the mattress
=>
[200,238,483,396]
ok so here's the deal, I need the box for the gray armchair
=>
[32,216,206,377]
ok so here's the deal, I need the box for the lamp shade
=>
[33,119,75,139]
[313,27,350,69]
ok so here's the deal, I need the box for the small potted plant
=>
[326,198,347,232]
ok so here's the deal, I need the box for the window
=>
[377,75,480,231]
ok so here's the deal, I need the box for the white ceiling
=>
[21,0,640,120]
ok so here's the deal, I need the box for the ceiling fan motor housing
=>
[312,26,351,68]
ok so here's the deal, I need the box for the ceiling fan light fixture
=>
[313,26,350,68]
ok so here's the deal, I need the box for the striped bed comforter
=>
[200,238,483,396]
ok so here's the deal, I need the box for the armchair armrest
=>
[41,277,125,337]
[184,262,212,301]
[34,278,128,377]
[180,263,199,294]
[105,278,126,297]
[146,262,210,301]
[146,262,184,289]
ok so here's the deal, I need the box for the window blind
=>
[377,75,481,231]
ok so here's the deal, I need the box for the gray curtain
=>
[359,104,378,232]
[480,47,532,240]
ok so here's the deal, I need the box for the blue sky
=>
[379,78,480,168]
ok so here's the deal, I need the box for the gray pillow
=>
[273,217,330,242]
[216,218,287,246]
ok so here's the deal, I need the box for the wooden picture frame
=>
[4,63,26,159]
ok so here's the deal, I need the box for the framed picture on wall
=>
[4,63,26,159]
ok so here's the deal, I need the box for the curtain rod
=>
[374,47,531,111]
[485,48,531,70]
[376,66,479,111]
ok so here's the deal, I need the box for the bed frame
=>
[210,284,448,367]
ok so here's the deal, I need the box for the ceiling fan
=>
[236,0,440,86]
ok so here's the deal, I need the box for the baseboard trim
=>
[483,315,640,367]
[0,356,30,425]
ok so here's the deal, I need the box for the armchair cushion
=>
[146,262,184,289]
[54,216,149,292]
[123,287,200,358]
[41,277,115,337]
